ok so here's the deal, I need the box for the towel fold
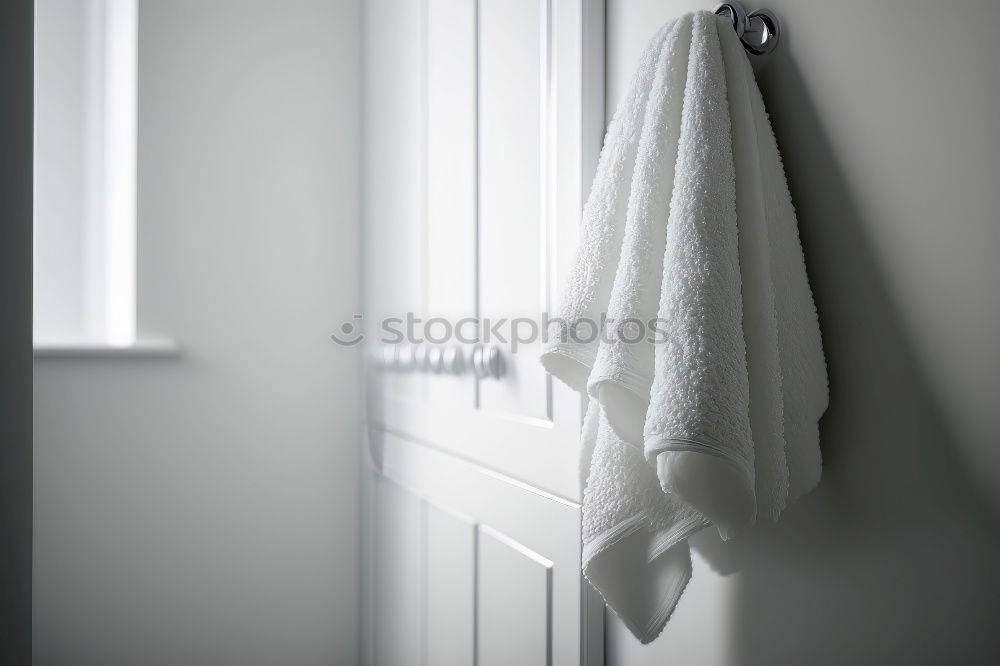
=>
[542,10,827,643]
[644,9,755,540]
[586,14,692,446]
[540,18,676,391]
[580,401,707,643]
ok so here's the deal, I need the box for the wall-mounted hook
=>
[714,3,781,55]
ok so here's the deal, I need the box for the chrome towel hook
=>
[714,2,781,55]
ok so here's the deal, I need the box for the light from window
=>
[34,0,137,346]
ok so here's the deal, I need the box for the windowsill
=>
[33,337,180,359]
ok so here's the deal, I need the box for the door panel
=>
[478,526,553,666]
[363,0,606,663]
[366,0,605,502]
[373,477,423,666]
[363,0,427,405]
[426,0,478,413]
[425,504,476,666]
[477,0,550,422]
[368,431,603,666]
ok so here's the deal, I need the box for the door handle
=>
[441,345,465,375]
[472,344,503,380]
[377,343,471,376]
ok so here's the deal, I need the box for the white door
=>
[362,0,605,663]
[367,433,604,666]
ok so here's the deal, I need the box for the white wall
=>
[33,1,362,664]
[605,1,1000,664]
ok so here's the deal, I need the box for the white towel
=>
[540,17,676,391]
[586,14,692,446]
[744,56,828,503]
[579,401,707,643]
[644,9,756,540]
[541,11,828,643]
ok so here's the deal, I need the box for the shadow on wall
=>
[689,53,1000,664]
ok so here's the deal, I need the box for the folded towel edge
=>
[539,346,594,393]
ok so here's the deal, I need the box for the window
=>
[34,0,137,347]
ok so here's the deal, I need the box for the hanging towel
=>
[541,16,678,392]
[586,14,692,446]
[644,8,756,540]
[579,401,707,643]
[541,10,828,643]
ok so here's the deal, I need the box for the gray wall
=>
[605,1,1000,664]
[1,1,34,664]
[33,1,362,664]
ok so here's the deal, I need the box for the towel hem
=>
[587,365,653,404]
[643,434,754,483]
[647,513,710,562]
[539,346,595,393]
